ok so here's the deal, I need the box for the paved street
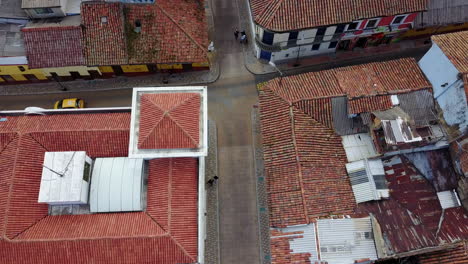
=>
[208,0,261,263]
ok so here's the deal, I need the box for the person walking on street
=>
[234,29,239,40]
[240,34,246,44]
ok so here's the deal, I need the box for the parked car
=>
[54,98,85,109]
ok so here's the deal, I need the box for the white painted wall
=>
[419,43,468,132]
[273,32,289,46]
[297,29,317,45]
[323,26,337,41]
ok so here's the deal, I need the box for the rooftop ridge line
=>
[154,2,207,56]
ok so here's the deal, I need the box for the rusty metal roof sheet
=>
[332,96,368,136]
[357,155,468,256]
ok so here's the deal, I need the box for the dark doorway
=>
[111,66,124,76]
[262,31,274,45]
[182,63,193,71]
[260,50,272,61]
[288,31,298,46]
[355,37,369,48]
[24,74,40,82]
[70,71,81,80]
[337,40,351,50]
[0,75,15,82]
[147,64,158,73]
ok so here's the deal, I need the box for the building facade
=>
[249,0,427,62]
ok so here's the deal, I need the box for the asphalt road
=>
[0,89,133,110]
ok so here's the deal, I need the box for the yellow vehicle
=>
[54,98,85,109]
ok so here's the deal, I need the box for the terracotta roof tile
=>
[293,98,334,130]
[0,113,199,263]
[270,229,312,264]
[419,242,468,264]
[81,2,127,66]
[0,135,18,237]
[348,95,393,114]
[15,213,165,240]
[268,58,430,104]
[138,93,200,149]
[432,30,468,73]
[81,1,208,66]
[268,190,307,227]
[259,88,355,227]
[6,134,49,239]
[0,236,194,263]
[22,26,85,69]
[249,0,428,31]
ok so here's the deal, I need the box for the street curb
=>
[0,62,221,96]
[243,44,431,76]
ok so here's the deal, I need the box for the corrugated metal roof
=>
[414,0,468,27]
[22,0,61,8]
[90,157,144,213]
[332,96,368,136]
[271,218,378,264]
[346,159,387,203]
[437,190,461,209]
[318,218,378,264]
[38,151,91,205]
[341,134,378,162]
[381,118,423,145]
[404,149,458,192]
[271,224,319,262]
[397,89,438,127]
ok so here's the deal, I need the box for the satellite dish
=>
[24,107,46,115]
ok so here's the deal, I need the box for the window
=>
[347,22,359,31]
[288,31,298,45]
[328,41,338,49]
[392,15,406,25]
[312,44,320,50]
[316,27,326,36]
[83,162,91,182]
[34,8,53,15]
[366,19,379,28]
[335,24,346,34]
[284,54,289,58]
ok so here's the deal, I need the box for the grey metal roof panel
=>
[22,0,61,8]
[90,157,144,213]
[332,96,368,136]
[397,89,438,127]
[414,0,468,27]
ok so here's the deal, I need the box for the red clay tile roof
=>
[348,95,393,114]
[270,229,312,264]
[81,1,208,66]
[249,0,428,31]
[268,58,430,104]
[138,93,200,149]
[259,59,432,227]
[22,26,85,69]
[432,30,468,74]
[260,88,355,227]
[418,242,468,264]
[81,2,127,66]
[0,113,198,263]
[357,155,468,255]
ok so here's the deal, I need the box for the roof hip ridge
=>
[257,0,285,29]
[154,2,207,55]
